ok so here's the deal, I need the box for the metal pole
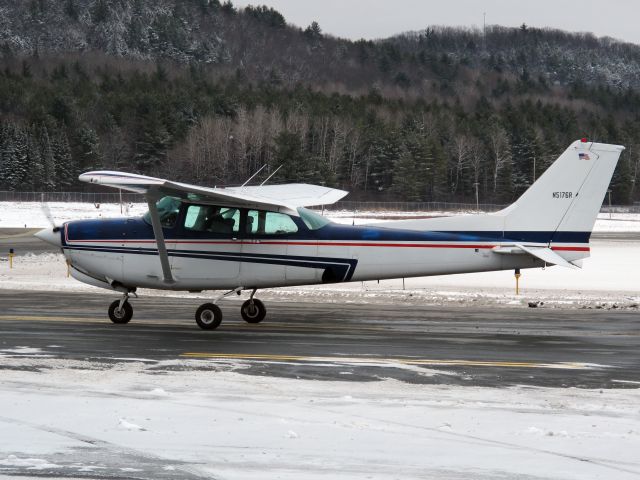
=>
[146,195,174,284]
[473,182,479,211]
[533,155,536,183]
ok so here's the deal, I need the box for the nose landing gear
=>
[240,289,266,324]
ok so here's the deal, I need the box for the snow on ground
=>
[1,357,639,479]
[0,202,148,228]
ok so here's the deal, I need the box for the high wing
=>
[79,170,349,285]
[78,171,349,215]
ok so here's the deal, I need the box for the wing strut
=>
[146,195,175,284]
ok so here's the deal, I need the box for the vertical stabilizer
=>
[502,140,624,240]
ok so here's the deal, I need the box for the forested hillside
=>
[0,0,639,203]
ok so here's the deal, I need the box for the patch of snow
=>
[0,362,639,479]
[0,455,61,470]
[148,388,169,396]
[0,202,147,228]
[0,347,44,354]
[117,419,146,431]
[612,380,640,385]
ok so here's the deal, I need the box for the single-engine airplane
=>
[36,139,624,329]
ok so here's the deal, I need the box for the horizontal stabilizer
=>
[492,244,580,269]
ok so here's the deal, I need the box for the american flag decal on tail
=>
[579,152,590,160]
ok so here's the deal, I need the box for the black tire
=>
[241,299,266,324]
[108,300,133,324]
[195,303,223,330]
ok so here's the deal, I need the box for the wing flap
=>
[228,184,348,207]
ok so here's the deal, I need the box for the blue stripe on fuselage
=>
[63,217,590,245]
[64,244,358,282]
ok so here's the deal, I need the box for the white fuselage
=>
[61,215,587,292]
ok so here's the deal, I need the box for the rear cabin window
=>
[246,210,298,235]
[184,205,240,234]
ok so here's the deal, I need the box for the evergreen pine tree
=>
[52,129,75,189]
[428,138,449,200]
[390,144,419,200]
[27,125,44,190]
[77,126,102,170]
[12,125,30,189]
[367,134,400,194]
[39,125,56,190]
[0,123,29,190]
[0,123,11,190]
[274,131,304,182]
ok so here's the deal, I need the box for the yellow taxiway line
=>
[0,314,602,370]
[180,352,594,370]
[0,314,101,323]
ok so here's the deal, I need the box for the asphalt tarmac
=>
[1,289,638,388]
[0,228,48,256]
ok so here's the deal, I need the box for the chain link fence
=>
[0,191,637,213]
[0,191,145,203]
[330,201,508,212]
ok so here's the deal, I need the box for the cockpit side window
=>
[184,204,240,234]
[246,210,298,235]
[142,196,182,228]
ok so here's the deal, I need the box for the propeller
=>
[34,194,62,247]
[41,199,61,232]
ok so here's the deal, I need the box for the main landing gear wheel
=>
[108,300,133,324]
[241,299,266,324]
[195,303,223,330]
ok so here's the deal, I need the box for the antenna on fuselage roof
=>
[260,165,282,186]
[240,164,267,188]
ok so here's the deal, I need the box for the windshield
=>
[143,196,182,228]
[297,207,332,230]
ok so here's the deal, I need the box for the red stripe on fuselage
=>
[63,235,590,253]
[550,246,590,252]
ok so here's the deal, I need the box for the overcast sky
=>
[236,0,640,45]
